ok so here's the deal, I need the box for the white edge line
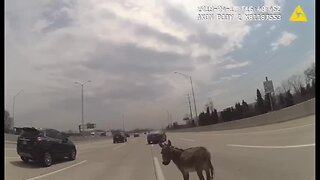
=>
[153,157,165,180]
[197,123,314,136]
[25,160,87,180]
[227,143,315,149]
[179,138,195,142]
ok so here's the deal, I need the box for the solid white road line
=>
[113,144,126,150]
[179,138,195,142]
[153,157,165,180]
[197,123,315,136]
[25,160,87,180]
[227,143,315,149]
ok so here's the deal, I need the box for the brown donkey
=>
[159,140,214,180]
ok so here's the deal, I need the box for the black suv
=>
[113,132,127,143]
[17,127,77,167]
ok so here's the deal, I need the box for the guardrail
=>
[169,98,315,132]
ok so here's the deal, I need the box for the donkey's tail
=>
[209,160,214,180]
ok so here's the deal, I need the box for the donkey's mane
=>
[171,146,184,151]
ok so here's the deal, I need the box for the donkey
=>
[159,140,214,180]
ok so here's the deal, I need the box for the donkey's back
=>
[179,147,213,172]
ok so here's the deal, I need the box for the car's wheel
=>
[21,156,29,163]
[42,152,53,167]
[147,141,151,144]
[68,148,76,161]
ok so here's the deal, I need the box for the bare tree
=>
[280,81,291,93]
[205,98,214,111]
[304,62,315,84]
[287,75,304,93]
[275,87,283,95]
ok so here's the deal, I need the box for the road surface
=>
[5,115,315,180]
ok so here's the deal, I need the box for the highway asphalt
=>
[5,115,315,180]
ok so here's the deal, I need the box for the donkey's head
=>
[159,140,173,165]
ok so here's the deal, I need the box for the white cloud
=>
[253,23,262,30]
[5,0,252,130]
[270,25,276,31]
[271,31,298,51]
[223,61,250,69]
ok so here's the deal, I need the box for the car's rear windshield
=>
[21,128,44,137]
[150,130,162,134]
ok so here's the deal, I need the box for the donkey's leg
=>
[196,169,205,180]
[205,169,212,180]
[181,171,189,180]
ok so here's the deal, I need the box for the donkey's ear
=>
[167,140,171,146]
[159,143,164,148]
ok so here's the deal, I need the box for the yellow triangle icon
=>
[290,5,308,22]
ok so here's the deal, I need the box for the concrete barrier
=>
[169,98,315,132]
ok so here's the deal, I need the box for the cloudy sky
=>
[5,0,315,131]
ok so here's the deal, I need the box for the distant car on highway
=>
[133,133,139,137]
[125,133,130,137]
[17,127,76,167]
[113,132,127,143]
[147,130,166,144]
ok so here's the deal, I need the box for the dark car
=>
[133,133,139,137]
[113,132,127,143]
[17,127,76,167]
[125,133,130,138]
[147,130,166,144]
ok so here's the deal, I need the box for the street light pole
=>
[189,77,198,123]
[75,80,91,134]
[186,94,193,121]
[174,72,198,125]
[13,89,24,127]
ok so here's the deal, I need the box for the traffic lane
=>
[167,116,315,147]
[4,139,117,180]
[212,143,315,180]
[5,154,87,180]
[25,136,157,180]
[159,133,314,180]
[171,124,314,147]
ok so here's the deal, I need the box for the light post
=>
[13,89,24,128]
[75,80,91,133]
[174,72,198,125]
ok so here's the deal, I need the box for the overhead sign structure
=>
[263,80,274,94]
[290,5,308,22]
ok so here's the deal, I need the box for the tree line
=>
[167,63,315,130]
